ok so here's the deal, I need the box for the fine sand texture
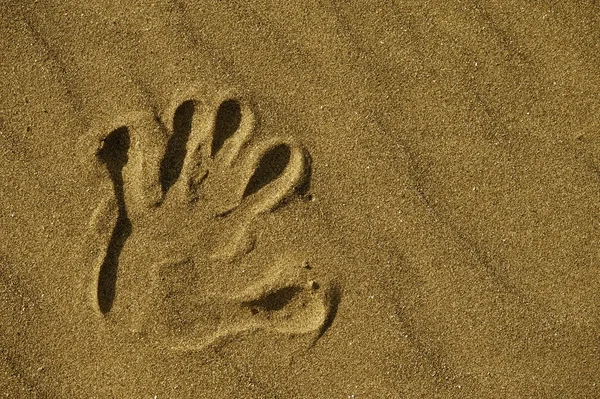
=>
[2,1,600,397]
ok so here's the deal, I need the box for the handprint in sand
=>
[83,88,338,351]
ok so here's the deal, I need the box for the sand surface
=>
[2,1,600,397]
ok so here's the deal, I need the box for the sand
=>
[1,1,600,397]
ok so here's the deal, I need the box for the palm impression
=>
[83,89,338,350]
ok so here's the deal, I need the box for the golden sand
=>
[1,1,600,397]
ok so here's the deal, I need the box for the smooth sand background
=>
[2,1,600,397]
